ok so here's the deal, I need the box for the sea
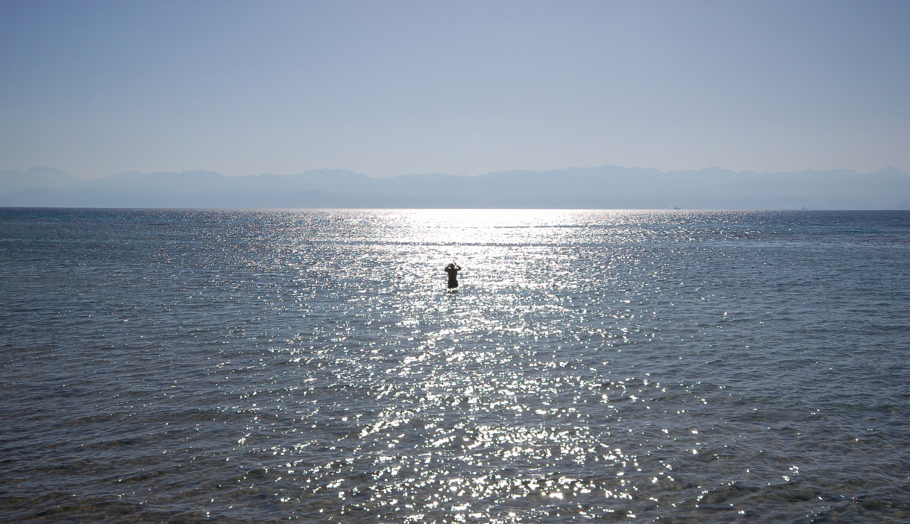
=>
[1,208,909,523]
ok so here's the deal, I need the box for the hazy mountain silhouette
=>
[1,165,908,209]
[0,167,82,195]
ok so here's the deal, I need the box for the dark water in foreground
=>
[1,209,909,523]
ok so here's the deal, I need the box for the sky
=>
[1,0,909,179]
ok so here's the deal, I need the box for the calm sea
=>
[1,208,909,523]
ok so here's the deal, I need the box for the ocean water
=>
[1,208,909,523]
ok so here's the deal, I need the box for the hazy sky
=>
[2,0,909,178]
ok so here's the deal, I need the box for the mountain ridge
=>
[1,165,908,209]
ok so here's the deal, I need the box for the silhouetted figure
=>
[444,262,461,289]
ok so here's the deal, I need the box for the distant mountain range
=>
[2,165,909,209]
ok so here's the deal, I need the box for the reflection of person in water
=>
[444,262,461,289]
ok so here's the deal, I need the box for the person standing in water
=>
[444,262,461,290]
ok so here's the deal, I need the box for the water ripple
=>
[1,209,909,522]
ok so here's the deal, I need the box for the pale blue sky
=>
[2,0,908,178]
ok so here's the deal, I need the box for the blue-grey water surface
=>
[1,209,909,522]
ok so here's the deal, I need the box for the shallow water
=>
[1,209,909,522]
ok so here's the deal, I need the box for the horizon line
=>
[6,164,908,180]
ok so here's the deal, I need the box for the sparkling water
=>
[1,209,909,522]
